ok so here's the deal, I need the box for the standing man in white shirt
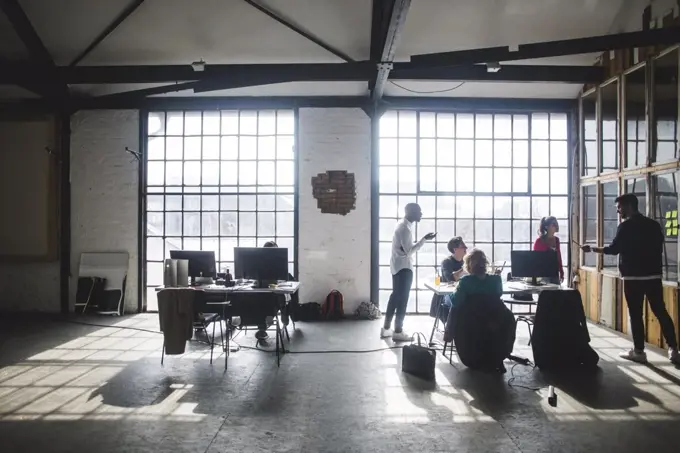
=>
[382,203,436,341]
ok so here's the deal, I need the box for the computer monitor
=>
[234,247,288,287]
[169,250,216,284]
[510,250,559,286]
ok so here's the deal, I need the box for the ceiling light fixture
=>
[191,60,206,72]
[486,62,501,73]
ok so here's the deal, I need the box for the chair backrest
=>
[532,289,599,370]
[451,293,516,370]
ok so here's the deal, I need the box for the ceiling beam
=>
[0,0,54,66]
[0,62,605,85]
[242,0,354,62]
[0,0,67,98]
[371,0,411,101]
[69,0,146,67]
[411,26,680,67]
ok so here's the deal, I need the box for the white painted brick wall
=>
[70,110,139,313]
[298,108,371,314]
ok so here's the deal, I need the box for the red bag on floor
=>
[322,290,344,320]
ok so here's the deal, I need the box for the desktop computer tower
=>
[164,259,189,287]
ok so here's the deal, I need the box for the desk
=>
[157,282,300,367]
[424,281,562,296]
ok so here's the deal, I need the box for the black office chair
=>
[445,293,516,372]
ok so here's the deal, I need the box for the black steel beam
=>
[0,95,577,114]
[69,0,146,67]
[411,26,680,67]
[58,110,71,314]
[242,0,354,62]
[1,0,54,66]
[372,0,411,101]
[0,61,603,85]
[0,0,66,98]
[390,64,604,83]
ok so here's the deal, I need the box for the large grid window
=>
[378,111,569,313]
[145,110,296,310]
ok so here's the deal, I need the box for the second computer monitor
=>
[510,250,559,285]
[234,247,289,286]
[169,250,217,279]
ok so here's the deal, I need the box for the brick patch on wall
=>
[311,170,357,215]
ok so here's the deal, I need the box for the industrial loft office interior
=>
[1,0,680,452]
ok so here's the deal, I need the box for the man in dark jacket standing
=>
[582,194,679,365]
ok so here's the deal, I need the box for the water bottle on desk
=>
[434,267,441,286]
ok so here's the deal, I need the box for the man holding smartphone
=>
[382,203,436,341]
[582,193,679,365]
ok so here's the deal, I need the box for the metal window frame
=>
[140,108,298,312]
[374,109,571,313]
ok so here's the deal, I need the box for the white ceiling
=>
[1,0,643,99]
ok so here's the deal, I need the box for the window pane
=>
[603,181,619,268]
[475,168,493,193]
[494,140,512,167]
[456,114,474,138]
[494,168,512,193]
[202,212,219,236]
[513,140,528,167]
[532,113,550,139]
[436,139,454,165]
[380,111,398,137]
[494,220,512,242]
[494,196,512,218]
[436,113,455,138]
[455,140,474,166]
[476,114,493,138]
[420,139,436,165]
[653,172,678,281]
[476,140,493,166]
[456,168,474,192]
[399,111,417,137]
[399,139,417,165]
[582,91,597,176]
[380,138,398,165]
[653,51,679,163]
[531,140,550,167]
[582,184,597,245]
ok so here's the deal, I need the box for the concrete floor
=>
[1,314,680,453]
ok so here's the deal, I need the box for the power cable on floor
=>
[57,317,542,390]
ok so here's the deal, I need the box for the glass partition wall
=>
[578,46,680,284]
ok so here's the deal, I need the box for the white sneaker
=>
[380,328,393,338]
[669,348,680,365]
[619,349,647,363]
[392,331,412,342]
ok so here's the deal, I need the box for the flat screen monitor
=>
[234,247,288,287]
[510,250,559,285]
[169,250,216,281]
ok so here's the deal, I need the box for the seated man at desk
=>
[253,241,296,344]
[441,236,468,283]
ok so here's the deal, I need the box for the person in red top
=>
[532,216,564,284]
